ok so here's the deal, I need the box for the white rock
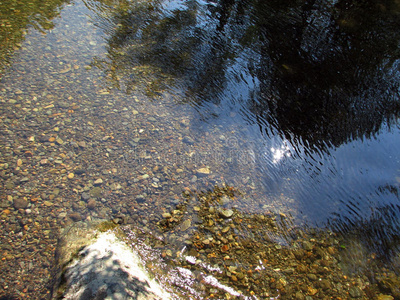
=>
[54,229,171,300]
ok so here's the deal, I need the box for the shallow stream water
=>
[1,0,400,298]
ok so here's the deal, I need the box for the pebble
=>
[319,279,331,290]
[307,273,318,281]
[13,198,28,209]
[202,238,211,245]
[75,168,86,175]
[219,208,234,219]
[68,212,82,221]
[94,178,103,186]
[221,226,230,233]
[181,219,191,231]
[81,192,91,201]
[67,173,74,179]
[78,141,87,148]
[183,136,195,145]
[196,167,210,176]
[17,159,23,167]
[87,199,96,210]
[136,195,146,203]
[302,240,313,251]
[90,187,102,198]
[5,182,15,189]
[110,183,122,190]
[377,296,394,300]
[295,291,305,300]
[349,286,363,298]
[219,196,230,205]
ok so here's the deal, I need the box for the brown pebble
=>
[297,264,308,273]
[24,151,33,157]
[14,198,28,209]
[87,199,96,210]
[68,212,82,221]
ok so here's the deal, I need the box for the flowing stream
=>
[1,0,400,298]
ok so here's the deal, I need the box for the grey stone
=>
[183,136,195,145]
[219,208,234,219]
[349,286,363,298]
[302,240,313,251]
[20,177,29,183]
[89,187,102,198]
[81,192,90,201]
[136,195,146,203]
[181,219,191,231]
[5,181,15,189]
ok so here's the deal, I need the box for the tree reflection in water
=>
[86,0,400,148]
[84,0,400,274]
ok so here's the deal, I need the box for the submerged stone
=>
[219,208,234,219]
[196,167,210,176]
[89,187,102,198]
[180,219,191,231]
[13,198,28,209]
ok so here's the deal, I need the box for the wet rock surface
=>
[51,221,170,300]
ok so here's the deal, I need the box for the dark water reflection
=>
[0,0,69,76]
[90,0,400,266]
